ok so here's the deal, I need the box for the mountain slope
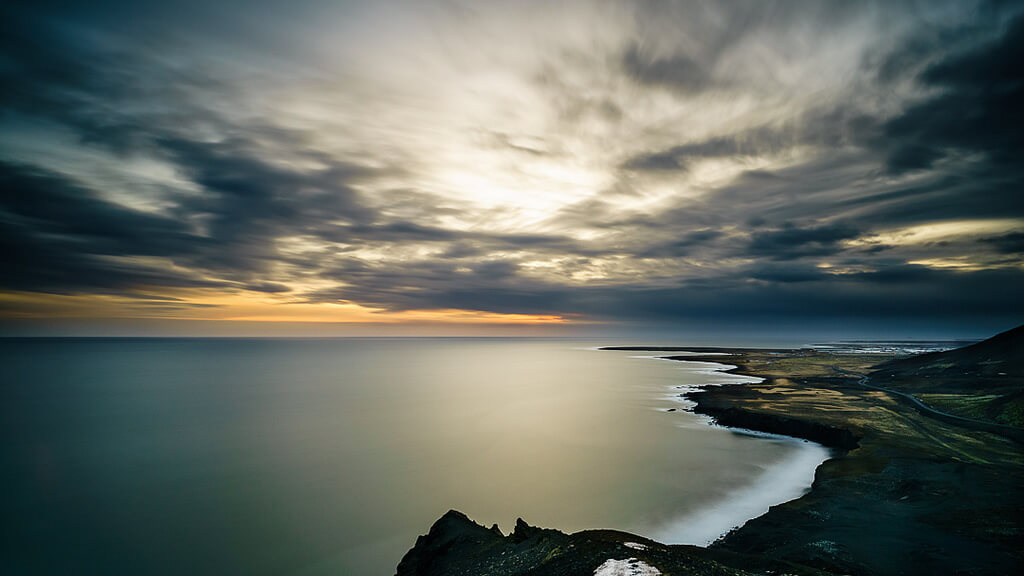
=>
[870,324,1024,425]
[873,324,1024,378]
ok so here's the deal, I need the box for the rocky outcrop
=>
[395,510,829,576]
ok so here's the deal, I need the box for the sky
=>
[1,0,1022,338]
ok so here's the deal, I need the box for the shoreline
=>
[637,355,837,547]
[398,338,1024,575]
[652,352,861,451]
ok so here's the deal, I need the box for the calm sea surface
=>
[1,338,823,575]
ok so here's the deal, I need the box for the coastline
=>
[639,356,835,546]
[397,341,1024,576]
[652,347,1024,576]
[652,352,861,451]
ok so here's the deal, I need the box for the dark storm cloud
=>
[631,143,1021,241]
[636,229,724,258]
[0,161,219,293]
[155,136,379,275]
[835,166,1024,226]
[0,162,198,257]
[306,254,1024,323]
[0,4,237,156]
[746,263,830,284]
[981,232,1024,255]
[308,257,546,312]
[881,13,1024,172]
[631,265,1024,321]
[748,223,861,261]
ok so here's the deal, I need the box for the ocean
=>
[1,338,827,575]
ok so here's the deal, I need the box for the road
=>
[832,366,1024,441]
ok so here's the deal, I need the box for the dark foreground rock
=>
[395,510,828,576]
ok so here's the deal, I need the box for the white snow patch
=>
[593,558,661,576]
[623,542,648,550]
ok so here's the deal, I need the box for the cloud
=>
[636,229,724,258]
[621,107,879,174]
[0,161,219,293]
[0,0,1022,331]
[622,45,714,94]
[748,223,861,260]
[155,136,379,275]
[881,13,1024,172]
[981,232,1024,254]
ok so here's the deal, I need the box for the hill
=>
[872,324,1024,378]
[870,324,1024,426]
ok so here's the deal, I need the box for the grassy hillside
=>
[873,324,1024,379]
[870,324,1024,426]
